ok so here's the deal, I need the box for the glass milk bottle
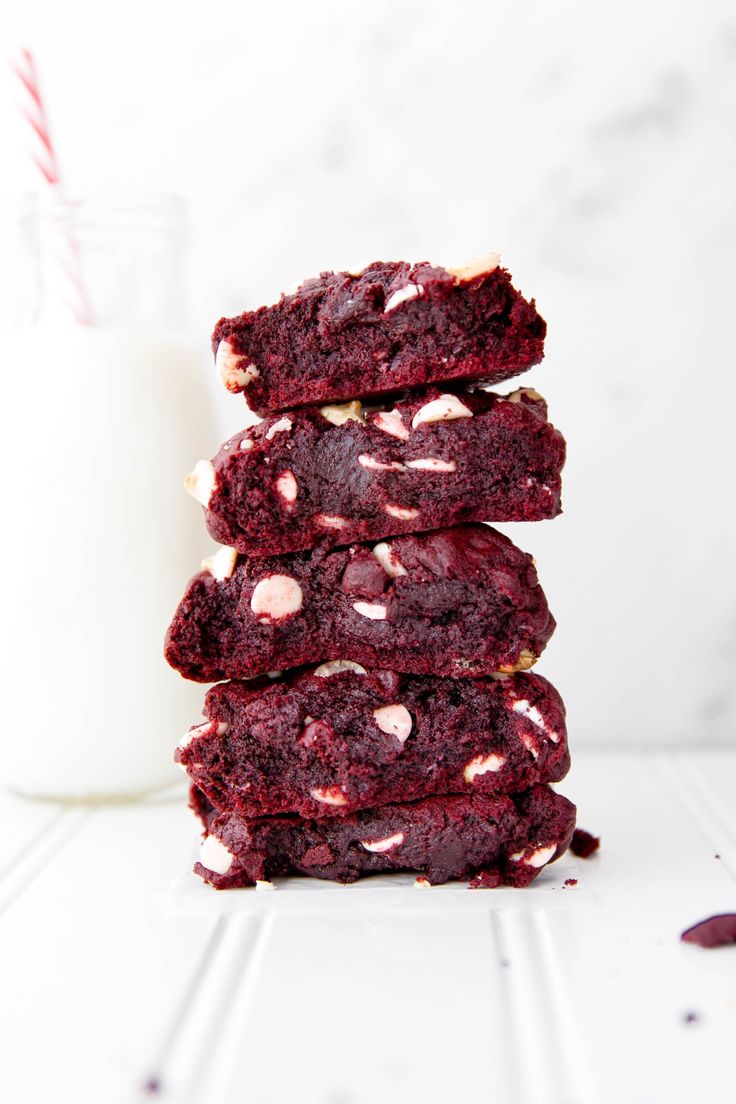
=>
[0,193,216,799]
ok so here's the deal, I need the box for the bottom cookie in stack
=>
[180,665,576,889]
[191,785,575,889]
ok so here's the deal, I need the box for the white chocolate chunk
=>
[511,698,559,744]
[316,514,347,529]
[361,831,405,853]
[319,400,366,426]
[384,504,419,520]
[184,460,216,508]
[199,835,234,875]
[414,877,432,889]
[405,457,457,472]
[201,545,238,582]
[276,470,298,504]
[463,753,506,782]
[521,732,540,760]
[412,395,473,428]
[358,454,405,472]
[250,574,303,621]
[179,719,229,750]
[255,879,276,892]
[310,786,348,807]
[446,253,500,283]
[373,410,410,440]
[372,542,408,578]
[313,660,367,678]
[372,704,413,742]
[265,417,293,439]
[215,339,260,393]
[384,283,423,312]
[352,601,388,620]
[504,387,545,404]
[524,844,556,868]
[240,438,255,451]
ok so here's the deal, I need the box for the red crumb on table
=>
[563,878,578,887]
[570,828,600,858]
[469,869,503,889]
[681,914,736,949]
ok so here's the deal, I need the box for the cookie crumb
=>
[681,913,736,949]
[570,828,600,858]
[469,868,502,889]
[563,878,578,887]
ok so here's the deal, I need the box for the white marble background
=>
[1,0,735,744]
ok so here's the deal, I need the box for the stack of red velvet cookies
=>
[165,254,576,889]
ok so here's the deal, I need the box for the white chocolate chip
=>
[316,514,348,529]
[384,283,423,312]
[265,417,293,439]
[276,470,298,504]
[240,438,254,451]
[525,844,556,868]
[199,835,234,875]
[352,601,387,620]
[184,460,216,508]
[372,704,413,742]
[250,574,304,622]
[215,339,260,393]
[373,410,410,440]
[384,504,419,520]
[463,753,506,782]
[509,851,525,862]
[372,542,408,578]
[411,395,473,428]
[358,454,406,472]
[255,879,276,892]
[361,831,405,853]
[319,400,366,426]
[504,387,545,404]
[446,253,500,283]
[521,732,540,760]
[178,719,229,750]
[313,660,367,678]
[310,786,348,807]
[414,876,432,889]
[201,545,238,582]
[405,457,457,472]
[511,698,559,743]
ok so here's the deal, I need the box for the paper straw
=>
[11,49,93,325]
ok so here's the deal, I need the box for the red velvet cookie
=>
[212,256,545,414]
[191,783,575,888]
[164,524,555,682]
[185,386,565,557]
[177,668,569,818]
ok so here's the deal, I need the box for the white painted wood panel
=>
[0,752,734,1104]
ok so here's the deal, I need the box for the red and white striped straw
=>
[11,49,93,325]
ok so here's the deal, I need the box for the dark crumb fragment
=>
[682,1011,700,1025]
[563,878,578,887]
[469,868,503,889]
[141,1076,161,1095]
[681,913,736,949]
[715,854,721,860]
[570,828,600,858]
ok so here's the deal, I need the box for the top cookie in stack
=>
[167,254,575,890]
[212,254,546,413]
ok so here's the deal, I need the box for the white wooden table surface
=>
[2,749,734,1104]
